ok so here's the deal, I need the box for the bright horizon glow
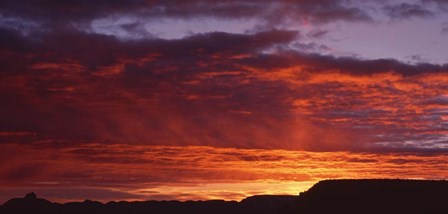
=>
[1,144,447,203]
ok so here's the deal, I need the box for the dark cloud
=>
[443,27,448,33]
[292,42,331,53]
[1,0,445,40]
[422,0,448,10]
[424,96,448,105]
[2,27,344,150]
[306,29,329,39]
[301,54,448,75]
[0,0,149,22]
[242,51,448,76]
[1,13,448,152]
[425,0,448,3]
[346,158,378,163]
[0,26,297,67]
[0,0,374,32]
[383,3,434,19]
[442,22,448,34]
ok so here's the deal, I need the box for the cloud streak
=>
[0,143,447,203]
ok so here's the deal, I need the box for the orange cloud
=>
[1,143,446,203]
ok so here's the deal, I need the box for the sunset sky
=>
[1,0,448,203]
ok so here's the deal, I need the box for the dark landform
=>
[1,179,448,214]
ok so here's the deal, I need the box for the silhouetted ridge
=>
[24,193,36,200]
[1,192,56,214]
[2,179,448,214]
[240,195,298,213]
[290,179,448,214]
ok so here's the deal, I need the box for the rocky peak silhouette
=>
[24,192,37,200]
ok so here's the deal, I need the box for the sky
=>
[1,0,448,203]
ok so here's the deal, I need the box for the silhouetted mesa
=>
[290,179,448,214]
[1,179,448,214]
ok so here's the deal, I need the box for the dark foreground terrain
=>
[1,179,448,214]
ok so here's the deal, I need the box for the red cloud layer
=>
[1,28,448,151]
[1,142,447,202]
